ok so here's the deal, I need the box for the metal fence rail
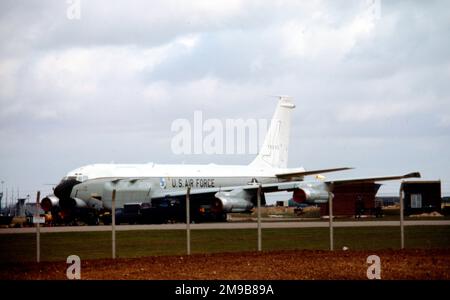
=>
[0,189,449,264]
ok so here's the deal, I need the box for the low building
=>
[400,181,441,215]
[319,183,381,217]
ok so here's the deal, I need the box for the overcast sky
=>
[0,0,449,202]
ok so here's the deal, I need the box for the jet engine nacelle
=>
[41,195,60,212]
[214,189,254,213]
[59,197,88,210]
[293,187,330,204]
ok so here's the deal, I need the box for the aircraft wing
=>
[275,167,352,179]
[112,171,420,212]
[151,171,421,199]
[150,181,308,212]
[263,171,420,190]
[153,182,295,199]
[325,172,421,187]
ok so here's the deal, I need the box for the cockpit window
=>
[76,175,88,182]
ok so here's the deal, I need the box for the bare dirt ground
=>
[1,249,449,280]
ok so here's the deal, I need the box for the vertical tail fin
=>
[250,96,295,169]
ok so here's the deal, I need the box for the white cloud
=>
[438,115,450,128]
[1,0,450,196]
[0,32,204,121]
[280,4,377,61]
[176,34,200,50]
[0,58,21,98]
[336,101,426,123]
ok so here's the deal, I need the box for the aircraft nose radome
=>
[54,178,81,200]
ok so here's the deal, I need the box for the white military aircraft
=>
[42,97,420,224]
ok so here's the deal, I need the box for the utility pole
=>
[5,186,8,215]
[11,187,14,215]
[0,181,4,212]
[11,187,14,214]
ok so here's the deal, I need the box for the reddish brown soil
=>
[1,249,449,280]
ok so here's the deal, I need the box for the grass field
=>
[0,226,449,264]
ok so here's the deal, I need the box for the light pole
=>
[0,181,4,212]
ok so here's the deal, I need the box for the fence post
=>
[257,184,262,251]
[186,186,191,255]
[36,191,41,263]
[112,189,116,259]
[400,184,405,249]
[329,193,334,251]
